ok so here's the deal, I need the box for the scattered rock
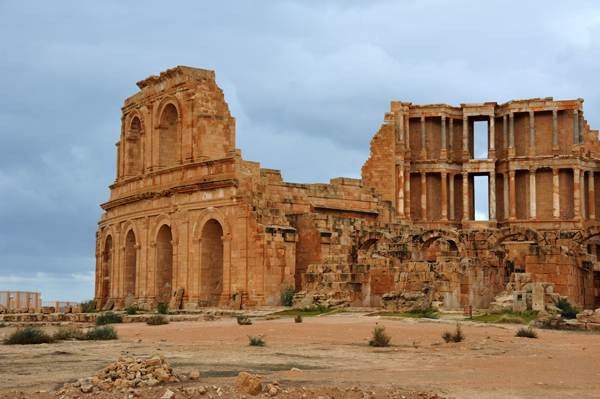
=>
[189,371,200,380]
[159,389,175,399]
[235,372,262,395]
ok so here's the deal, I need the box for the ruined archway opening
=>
[156,225,173,305]
[424,238,459,262]
[474,175,489,221]
[101,236,113,303]
[200,219,224,307]
[158,104,178,168]
[125,117,142,176]
[124,230,137,307]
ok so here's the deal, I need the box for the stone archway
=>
[156,224,173,304]
[125,116,142,176]
[200,219,224,307]
[486,226,546,251]
[124,229,137,307]
[415,229,466,260]
[158,104,178,168]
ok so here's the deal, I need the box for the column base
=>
[508,147,516,158]
[440,149,447,160]
[528,147,536,157]
[461,150,470,161]
[488,149,496,159]
[573,144,580,155]
[419,149,427,160]
[552,144,560,156]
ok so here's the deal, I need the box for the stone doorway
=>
[101,235,113,305]
[200,219,224,307]
[156,225,173,305]
[124,230,136,307]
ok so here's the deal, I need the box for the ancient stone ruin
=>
[95,66,600,312]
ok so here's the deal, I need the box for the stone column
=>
[489,172,496,220]
[579,112,584,145]
[529,167,537,220]
[421,172,427,220]
[404,111,411,159]
[573,110,580,154]
[553,168,560,219]
[397,163,405,218]
[590,171,595,220]
[462,171,469,221]
[441,116,447,160]
[581,171,586,219]
[574,166,581,219]
[509,170,517,220]
[449,174,455,221]
[420,116,427,160]
[441,172,448,221]
[508,111,515,157]
[552,109,559,155]
[404,170,411,220]
[489,115,496,159]
[503,172,509,220]
[397,112,404,143]
[529,111,535,156]
[449,118,454,158]
[503,115,508,155]
[462,115,470,160]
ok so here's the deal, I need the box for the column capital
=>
[529,166,537,173]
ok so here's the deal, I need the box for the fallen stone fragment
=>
[235,372,262,395]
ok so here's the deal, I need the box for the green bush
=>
[53,326,85,340]
[294,315,303,323]
[0,322,6,328]
[280,284,295,307]
[237,315,252,325]
[95,312,123,326]
[554,298,578,319]
[146,315,169,326]
[248,334,266,346]
[79,299,97,313]
[516,327,538,338]
[126,306,141,315]
[157,302,169,314]
[4,327,54,345]
[86,326,118,340]
[368,323,391,347]
[442,324,466,343]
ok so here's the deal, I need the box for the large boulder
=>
[235,372,262,395]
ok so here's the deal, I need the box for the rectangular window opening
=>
[473,121,489,159]
[474,175,489,221]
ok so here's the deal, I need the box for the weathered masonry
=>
[95,66,600,311]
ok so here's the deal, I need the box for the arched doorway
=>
[200,219,224,307]
[101,235,113,304]
[124,230,137,307]
[158,104,178,168]
[156,225,173,304]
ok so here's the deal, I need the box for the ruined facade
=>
[95,66,600,311]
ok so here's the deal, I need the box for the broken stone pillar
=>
[168,288,184,311]
[532,284,545,311]
[513,291,527,312]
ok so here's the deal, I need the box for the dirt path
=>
[0,313,599,398]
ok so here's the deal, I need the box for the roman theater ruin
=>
[95,66,600,311]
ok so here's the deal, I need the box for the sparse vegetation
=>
[85,326,118,340]
[409,307,439,319]
[4,327,54,345]
[442,324,466,343]
[237,315,252,325]
[471,308,538,324]
[146,315,169,326]
[126,306,142,315]
[0,322,6,328]
[295,315,303,323]
[79,299,97,313]
[95,312,123,326]
[248,334,266,346]
[280,284,295,307]
[53,326,85,340]
[274,305,335,316]
[157,302,169,314]
[264,315,281,320]
[368,323,391,347]
[516,327,538,338]
[554,298,578,319]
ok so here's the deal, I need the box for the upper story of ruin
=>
[362,98,600,232]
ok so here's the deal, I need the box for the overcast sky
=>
[1,1,600,302]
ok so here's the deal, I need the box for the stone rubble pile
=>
[70,354,189,392]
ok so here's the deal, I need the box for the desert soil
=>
[0,313,599,399]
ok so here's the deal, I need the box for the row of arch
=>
[97,208,230,307]
[123,97,182,176]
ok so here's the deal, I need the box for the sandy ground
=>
[0,313,599,399]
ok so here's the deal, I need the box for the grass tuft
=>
[237,315,252,325]
[146,315,169,326]
[497,315,526,324]
[516,327,538,338]
[95,312,123,326]
[53,326,85,340]
[471,308,538,324]
[368,323,391,347]
[4,327,54,345]
[442,324,466,343]
[248,334,266,346]
[126,306,142,315]
[274,305,334,316]
[0,322,6,328]
[79,299,97,313]
[294,315,303,323]
[85,326,118,340]
[280,284,295,307]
